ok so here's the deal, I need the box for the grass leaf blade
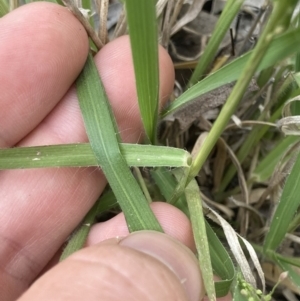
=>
[205,221,235,297]
[163,27,300,118]
[76,54,162,232]
[188,0,243,86]
[185,182,216,301]
[263,151,300,253]
[0,143,191,169]
[125,0,159,143]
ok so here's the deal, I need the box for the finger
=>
[38,202,195,275]
[87,202,196,252]
[88,204,232,301]
[19,232,204,301]
[0,38,174,300]
[0,2,89,147]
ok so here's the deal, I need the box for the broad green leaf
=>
[188,0,243,86]
[263,151,300,253]
[125,0,159,144]
[76,54,162,232]
[162,27,300,118]
[0,143,191,169]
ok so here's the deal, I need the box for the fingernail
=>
[119,230,204,301]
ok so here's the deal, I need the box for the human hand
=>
[0,3,232,301]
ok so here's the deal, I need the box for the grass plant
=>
[2,0,300,300]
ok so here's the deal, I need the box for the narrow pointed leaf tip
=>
[125,0,159,143]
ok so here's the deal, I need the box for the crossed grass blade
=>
[0,143,191,169]
[76,53,162,233]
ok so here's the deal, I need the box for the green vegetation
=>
[1,0,300,300]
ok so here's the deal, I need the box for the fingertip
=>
[150,202,195,251]
[86,202,195,251]
[120,231,204,301]
[0,2,89,147]
[21,234,202,301]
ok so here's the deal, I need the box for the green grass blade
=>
[151,168,235,297]
[253,243,300,269]
[251,136,299,182]
[205,221,235,298]
[263,151,300,253]
[60,191,117,260]
[150,168,190,216]
[0,0,8,17]
[220,77,298,192]
[269,251,300,269]
[184,178,216,301]
[60,209,95,261]
[289,211,300,233]
[188,0,243,86]
[162,27,300,118]
[76,54,162,232]
[168,166,190,204]
[120,144,192,168]
[275,258,300,290]
[295,12,300,72]
[0,143,191,169]
[125,0,159,144]
[187,0,299,181]
[81,0,94,28]
[206,209,257,287]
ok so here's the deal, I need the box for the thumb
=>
[19,231,204,301]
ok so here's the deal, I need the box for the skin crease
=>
[0,2,232,301]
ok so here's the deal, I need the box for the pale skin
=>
[0,3,231,301]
